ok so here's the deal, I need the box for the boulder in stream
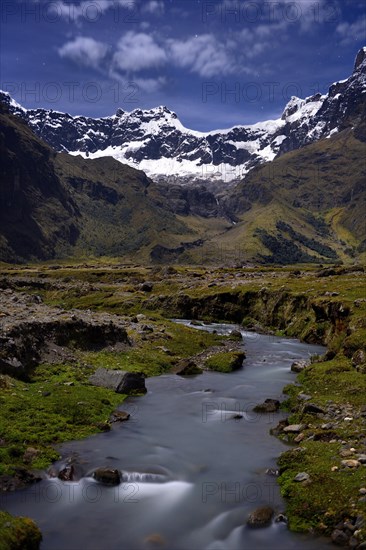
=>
[176,360,203,376]
[89,368,146,394]
[93,468,121,485]
[253,399,280,413]
[110,410,130,422]
[58,465,75,482]
[291,359,309,373]
[247,506,274,528]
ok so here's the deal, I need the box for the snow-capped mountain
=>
[1,47,365,187]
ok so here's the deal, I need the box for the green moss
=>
[278,351,366,539]
[0,370,125,475]
[296,356,366,407]
[0,320,224,474]
[205,351,245,373]
[343,328,366,355]
[0,511,42,550]
[84,321,223,377]
[278,442,366,536]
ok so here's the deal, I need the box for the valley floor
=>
[0,262,365,548]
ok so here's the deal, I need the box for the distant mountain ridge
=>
[0,101,197,263]
[0,48,365,265]
[1,47,365,187]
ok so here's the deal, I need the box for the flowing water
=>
[2,323,332,550]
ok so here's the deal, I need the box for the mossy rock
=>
[0,511,42,549]
[205,351,245,373]
[343,329,366,357]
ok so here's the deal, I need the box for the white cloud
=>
[168,34,236,77]
[142,1,165,16]
[58,29,264,80]
[237,19,288,55]
[59,20,293,84]
[133,76,167,92]
[58,36,108,68]
[336,15,366,45]
[140,21,151,30]
[113,32,167,72]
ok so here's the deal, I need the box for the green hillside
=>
[0,103,201,263]
[185,127,366,265]
[0,100,365,266]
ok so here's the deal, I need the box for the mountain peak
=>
[354,46,366,71]
[281,96,303,120]
[156,105,171,112]
[1,47,364,186]
[151,105,177,118]
[0,90,25,112]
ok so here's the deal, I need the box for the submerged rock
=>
[143,533,166,546]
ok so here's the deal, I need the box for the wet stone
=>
[247,506,274,528]
[283,424,305,433]
[331,529,349,546]
[110,410,130,422]
[253,398,280,413]
[93,468,121,486]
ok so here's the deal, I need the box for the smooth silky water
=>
[2,322,332,549]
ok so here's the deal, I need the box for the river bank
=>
[2,323,330,550]
[0,263,365,548]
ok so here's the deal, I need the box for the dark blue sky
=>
[1,0,365,130]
